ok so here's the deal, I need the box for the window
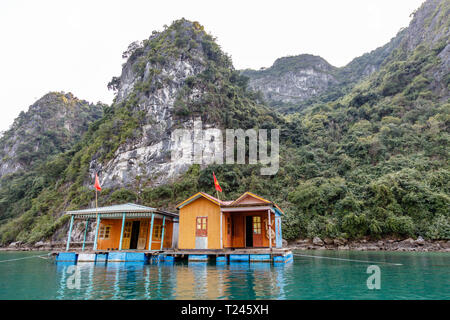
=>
[196,217,207,237]
[253,216,261,234]
[227,217,231,235]
[99,225,112,239]
[153,225,162,240]
[123,221,132,238]
[140,220,149,238]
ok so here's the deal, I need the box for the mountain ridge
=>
[0,92,103,179]
[0,0,448,245]
[241,0,449,112]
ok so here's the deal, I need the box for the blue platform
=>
[162,255,175,262]
[56,252,78,262]
[107,252,147,262]
[273,253,293,263]
[188,254,209,261]
[216,256,227,263]
[96,253,108,263]
[125,252,147,262]
[230,254,249,262]
[250,254,271,262]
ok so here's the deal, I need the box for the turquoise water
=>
[0,250,448,299]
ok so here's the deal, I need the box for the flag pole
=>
[95,175,99,250]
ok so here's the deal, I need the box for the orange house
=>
[65,203,178,251]
[176,192,284,250]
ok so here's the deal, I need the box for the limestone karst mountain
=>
[242,0,449,113]
[0,0,448,245]
[0,92,103,179]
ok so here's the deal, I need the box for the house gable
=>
[231,192,271,206]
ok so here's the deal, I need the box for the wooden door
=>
[252,216,263,247]
[121,221,132,250]
[225,215,233,247]
[195,216,208,249]
[137,220,149,250]
[129,221,141,249]
[232,215,245,248]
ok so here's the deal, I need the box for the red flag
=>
[213,172,222,192]
[94,173,102,191]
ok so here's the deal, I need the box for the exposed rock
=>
[415,236,425,246]
[242,54,338,105]
[323,238,334,245]
[313,237,324,246]
[402,238,415,245]
[333,238,347,246]
[90,20,235,189]
[34,241,46,248]
[8,241,22,248]
[0,92,103,179]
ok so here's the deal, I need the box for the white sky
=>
[0,0,425,132]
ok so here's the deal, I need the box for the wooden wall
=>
[178,197,223,249]
[178,196,277,249]
[97,217,173,250]
[223,211,276,248]
[96,219,122,250]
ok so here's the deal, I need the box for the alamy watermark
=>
[171,120,279,175]
[66,265,81,289]
[366,265,381,290]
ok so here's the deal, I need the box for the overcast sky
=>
[0,0,425,132]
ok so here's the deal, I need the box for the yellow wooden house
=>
[65,203,178,251]
[176,192,284,250]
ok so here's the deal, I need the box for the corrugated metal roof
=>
[66,203,178,217]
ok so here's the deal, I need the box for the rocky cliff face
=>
[88,19,268,189]
[243,0,449,110]
[0,92,103,179]
[94,28,207,188]
[398,0,449,98]
[241,54,338,105]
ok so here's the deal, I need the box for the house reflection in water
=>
[55,261,289,299]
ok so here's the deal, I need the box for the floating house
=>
[176,192,284,250]
[65,203,178,251]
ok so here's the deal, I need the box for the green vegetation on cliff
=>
[0,1,448,245]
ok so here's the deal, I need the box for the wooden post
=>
[93,214,101,251]
[220,210,223,249]
[82,218,90,251]
[160,216,166,250]
[148,214,154,250]
[119,213,126,250]
[268,209,272,250]
[66,215,74,251]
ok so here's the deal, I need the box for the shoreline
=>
[287,237,450,252]
[1,238,450,252]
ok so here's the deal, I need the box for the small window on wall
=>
[99,225,112,239]
[153,225,162,240]
[253,216,261,234]
[196,217,207,237]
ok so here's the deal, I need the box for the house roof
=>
[176,191,284,214]
[66,203,178,218]
[175,192,233,209]
[228,192,271,206]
